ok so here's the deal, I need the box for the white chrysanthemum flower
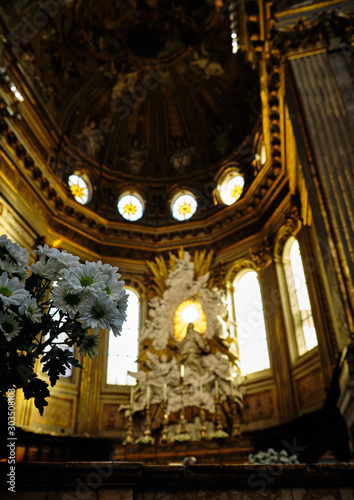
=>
[0,234,30,267]
[0,235,29,279]
[78,334,102,359]
[33,243,55,259]
[111,322,122,337]
[0,272,29,307]
[110,291,129,337]
[30,259,63,281]
[54,250,80,268]
[63,262,108,294]
[116,290,129,320]
[0,311,22,341]
[18,296,43,323]
[50,282,84,319]
[96,260,121,279]
[34,244,80,271]
[0,260,19,275]
[104,276,125,301]
[78,290,120,334]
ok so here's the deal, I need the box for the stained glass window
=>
[117,194,144,221]
[220,175,244,206]
[106,289,140,385]
[68,174,90,205]
[233,270,270,375]
[172,193,197,221]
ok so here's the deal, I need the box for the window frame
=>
[230,267,271,378]
[102,286,141,392]
[282,236,318,358]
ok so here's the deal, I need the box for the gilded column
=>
[286,52,354,347]
[75,342,104,436]
[297,227,338,387]
[259,262,297,422]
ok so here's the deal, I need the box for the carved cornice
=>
[0,98,290,261]
[271,10,354,57]
[248,237,273,271]
[227,259,258,284]
[274,202,301,259]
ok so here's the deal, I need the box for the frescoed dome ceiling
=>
[0,0,261,225]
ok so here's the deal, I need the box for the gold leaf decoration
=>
[146,248,214,298]
[194,249,214,280]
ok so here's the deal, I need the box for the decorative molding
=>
[271,10,354,57]
[274,202,301,259]
[226,258,258,284]
[248,237,273,271]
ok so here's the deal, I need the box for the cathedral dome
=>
[3,0,260,226]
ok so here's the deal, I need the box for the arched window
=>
[106,289,140,385]
[233,270,270,375]
[283,238,318,355]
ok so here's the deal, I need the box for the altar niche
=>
[120,249,245,444]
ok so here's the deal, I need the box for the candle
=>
[163,383,167,402]
[130,386,134,405]
[181,364,184,379]
[230,380,233,398]
[215,379,219,397]
[147,385,150,406]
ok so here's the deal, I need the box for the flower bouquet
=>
[0,235,128,414]
[248,448,299,464]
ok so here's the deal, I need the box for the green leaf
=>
[41,348,74,386]
[67,356,83,370]
[23,376,50,416]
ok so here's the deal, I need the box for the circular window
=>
[68,174,90,205]
[171,192,197,221]
[219,174,244,206]
[117,193,144,221]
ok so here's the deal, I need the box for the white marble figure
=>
[179,323,210,376]
[127,251,244,415]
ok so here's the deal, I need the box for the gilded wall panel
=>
[32,396,74,428]
[242,390,276,423]
[101,403,126,432]
[295,368,326,412]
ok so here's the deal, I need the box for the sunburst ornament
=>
[172,193,197,221]
[118,194,143,221]
[68,174,90,205]
[174,299,207,341]
[231,183,243,200]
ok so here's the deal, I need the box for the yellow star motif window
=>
[172,194,197,221]
[118,194,143,221]
[68,174,90,205]
[231,183,243,201]
[220,175,244,206]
